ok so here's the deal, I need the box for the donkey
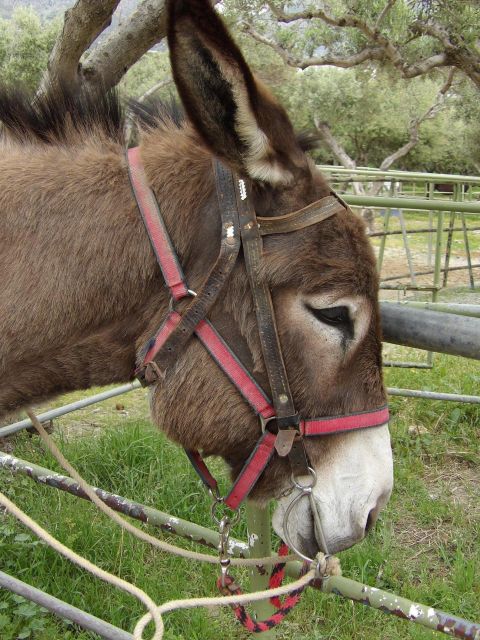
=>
[0,0,393,556]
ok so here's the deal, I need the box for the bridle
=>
[127,146,389,565]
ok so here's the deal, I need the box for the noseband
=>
[127,147,388,558]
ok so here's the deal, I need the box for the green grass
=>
[0,352,479,639]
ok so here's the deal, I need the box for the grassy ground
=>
[0,348,479,640]
[1,207,479,639]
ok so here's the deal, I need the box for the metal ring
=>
[210,499,240,527]
[168,288,197,312]
[282,491,314,563]
[291,466,317,492]
[259,414,276,433]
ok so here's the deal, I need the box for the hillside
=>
[0,0,138,22]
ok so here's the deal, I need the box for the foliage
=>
[274,66,473,173]
[0,3,477,172]
[120,49,172,101]
[0,7,59,90]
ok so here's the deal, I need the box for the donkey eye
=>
[306,305,351,327]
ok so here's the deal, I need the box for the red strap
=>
[184,450,219,495]
[302,405,389,436]
[127,147,189,301]
[224,432,276,510]
[195,320,275,420]
[218,543,309,633]
[141,311,182,365]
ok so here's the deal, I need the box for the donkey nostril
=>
[365,508,377,533]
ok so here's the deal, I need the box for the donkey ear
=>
[167,0,307,186]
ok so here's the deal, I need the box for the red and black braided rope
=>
[217,543,310,633]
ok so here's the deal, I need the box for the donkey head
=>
[149,0,393,556]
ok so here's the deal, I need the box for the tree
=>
[239,1,480,90]
[0,8,59,90]
[41,0,220,94]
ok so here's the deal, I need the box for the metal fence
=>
[1,172,480,639]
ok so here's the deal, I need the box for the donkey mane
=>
[0,84,125,144]
[0,83,320,155]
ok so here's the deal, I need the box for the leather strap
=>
[235,177,309,477]
[136,160,241,383]
[224,431,277,510]
[127,148,389,509]
[257,196,342,236]
[302,405,390,436]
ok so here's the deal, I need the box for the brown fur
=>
[0,0,386,501]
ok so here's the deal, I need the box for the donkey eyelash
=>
[305,304,351,329]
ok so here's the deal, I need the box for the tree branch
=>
[314,118,367,197]
[378,68,455,172]
[250,3,455,81]
[79,0,169,90]
[242,22,384,69]
[315,70,456,204]
[41,0,120,91]
[375,0,398,28]
[137,77,173,102]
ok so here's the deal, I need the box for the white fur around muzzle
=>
[272,424,393,556]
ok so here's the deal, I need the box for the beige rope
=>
[25,409,298,567]
[0,491,164,640]
[133,569,316,640]
[1,409,341,639]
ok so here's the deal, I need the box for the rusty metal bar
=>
[0,571,133,640]
[2,453,479,637]
[0,452,249,557]
[317,575,480,640]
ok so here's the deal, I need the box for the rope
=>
[217,542,310,632]
[0,491,164,639]
[24,409,297,567]
[0,408,343,639]
[132,569,316,639]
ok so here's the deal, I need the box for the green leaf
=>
[14,534,31,543]
[0,612,11,628]
[14,603,38,618]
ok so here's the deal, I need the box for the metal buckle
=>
[260,414,277,433]
[135,361,165,387]
[218,515,234,587]
[168,288,197,312]
[210,497,240,527]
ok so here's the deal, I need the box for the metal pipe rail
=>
[387,387,480,404]
[0,571,133,640]
[380,302,480,360]
[0,381,141,439]
[370,226,480,237]
[318,165,480,184]
[1,453,479,639]
[381,262,480,283]
[342,194,480,214]
[390,302,480,318]
[0,452,249,557]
